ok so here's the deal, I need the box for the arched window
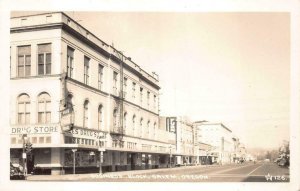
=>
[98,105,103,130]
[17,94,30,124]
[66,94,73,110]
[38,92,51,124]
[113,108,118,128]
[83,100,89,128]
[147,120,150,138]
[132,115,136,136]
[124,112,127,132]
[140,118,143,137]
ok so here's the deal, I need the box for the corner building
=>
[10,12,175,175]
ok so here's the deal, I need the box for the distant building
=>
[160,116,196,166]
[193,122,234,164]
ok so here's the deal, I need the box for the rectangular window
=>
[113,71,118,95]
[123,77,127,98]
[67,47,74,78]
[17,45,31,77]
[132,82,136,99]
[38,43,51,75]
[98,64,104,90]
[84,56,90,85]
[39,137,44,144]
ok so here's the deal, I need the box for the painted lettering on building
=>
[68,127,106,140]
[11,125,58,134]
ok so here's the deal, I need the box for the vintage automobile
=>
[10,162,25,180]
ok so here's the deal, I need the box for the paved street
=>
[26,161,289,182]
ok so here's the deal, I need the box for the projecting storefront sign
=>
[11,125,59,134]
[66,127,106,140]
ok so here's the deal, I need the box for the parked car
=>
[10,163,25,180]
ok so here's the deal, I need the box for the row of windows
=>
[67,94,158,138]
[11,136,51,144]
[17,92,51,124]
[17,44,52,77]
[67,46,157,111]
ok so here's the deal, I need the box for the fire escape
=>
[110,48,125,144]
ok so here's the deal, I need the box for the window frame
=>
[84,56,90,85]
[37,43,52,75]
[17,45,31,77]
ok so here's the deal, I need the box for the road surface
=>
[27,161,289,182]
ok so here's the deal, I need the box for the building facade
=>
[161,116,196,166]
[194,122,234,164]
[10,12,175,175]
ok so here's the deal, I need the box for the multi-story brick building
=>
[10,12,175,175]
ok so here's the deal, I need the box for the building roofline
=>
[196,122,232,132]
[11,11,160,87]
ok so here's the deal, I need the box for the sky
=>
[11,11,290,150]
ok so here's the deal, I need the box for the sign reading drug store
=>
[11,125,59,135]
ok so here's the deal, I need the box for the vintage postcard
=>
[1,1,299,191]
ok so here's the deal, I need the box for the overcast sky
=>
[11,11,290,150]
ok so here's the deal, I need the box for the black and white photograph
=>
[0,1,300,191]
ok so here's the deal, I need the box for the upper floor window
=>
[147,120,150,137]
[140,118,143,137]
[38,92,51,124]
[147,91,150,108]
[113,108,118,128]
[17,45,31,77]
[153,122,157,139]
[84,56,90,85]
[132,82,136,99]
[98,105,103,130]
[132,115,136,136]
[113,71,118,95]
[67,47,74,78]
[123,77,127,98]
[140,87,143,105]
[123,112,127,132]
[83,100,89,128]
[38,43,51,75]
[17,94,30,124]
[98,64,104,90]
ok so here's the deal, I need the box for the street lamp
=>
[98,148,106,175]
[72,149,77,174]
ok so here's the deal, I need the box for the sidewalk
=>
[26,164,211,181]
